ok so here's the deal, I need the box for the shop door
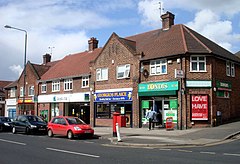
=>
[80,106,90,124]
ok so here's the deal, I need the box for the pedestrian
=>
[145,108,156,130]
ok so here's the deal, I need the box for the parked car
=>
[47,116,94,139]
[12,115,47,134]
[0,116,13,132]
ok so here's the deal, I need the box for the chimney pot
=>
[161,11,175,30]
[88,37,98,51]
[43,53,51,65]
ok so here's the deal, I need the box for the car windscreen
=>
[27,116,44,122]
[66,118,86,125]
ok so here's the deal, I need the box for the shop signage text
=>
[138,81,178,92]
[191,95,208,120]
[94,91,132,102]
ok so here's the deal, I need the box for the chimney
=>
[43,53,51,65]
[161,11,175,30]
[88,37,98,51]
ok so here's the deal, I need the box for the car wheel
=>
[67,130,74,139]
[48,129,53,137]
[12,126,16,134]
[26,127,30,135]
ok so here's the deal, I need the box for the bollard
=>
[116,123,122,142]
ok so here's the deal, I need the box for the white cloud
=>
[9,64,22,77]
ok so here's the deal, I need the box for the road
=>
[0,132,239,164]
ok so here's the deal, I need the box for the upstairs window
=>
[28,86,34,96]
[52,81,60,92]
[150,59,167,75]
[41,83,47,93]
[231,63,235,77]
[190,56,206,72]
[226,61,230,76]
[20,87,24,97]
[117,64,130,79]
[96,68,108,81]
[10,88,16,97]
[82,76,89,88]
[64,79,73,91]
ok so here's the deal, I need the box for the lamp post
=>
[4,25,27,114]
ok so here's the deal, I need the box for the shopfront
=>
[5,98,17,118]
[138,81,179,128]
[94,88,133,127]
[38,92,90,123]
[17,98,35,115]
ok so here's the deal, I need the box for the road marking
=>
[84,141,94,144]
[223,153,240,157]
[200,151,216,155]
[0,138,26,145]
[159,149,171,151]
[46,147,100,158]
[178,149,193,153]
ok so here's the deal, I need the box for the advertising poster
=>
[191,95,208,120]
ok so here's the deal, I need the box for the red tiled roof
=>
[41,48,102,81]
[125,24,240,62]
[0,81,13,88]
[4,80,17,89]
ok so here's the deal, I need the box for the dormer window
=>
[117,64,130,79]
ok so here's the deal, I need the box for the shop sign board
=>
[138,81,178,92]
[216,81,232,91]
[191,95,208,120]
[186,80,212,87]
[94,91,132,102]
[163,110,177,123]
[170,99,178,109]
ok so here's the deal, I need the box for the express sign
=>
[191,95,208,120]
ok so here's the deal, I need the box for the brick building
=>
[90,11,240,128]
[16,54,57,116]
[38,38,101,123]
[4,80,17,118]
[0,80,13,116]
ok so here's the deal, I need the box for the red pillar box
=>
[166,117,174,130]
[113,112,120,137]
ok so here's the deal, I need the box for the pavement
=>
[94,121,240,148]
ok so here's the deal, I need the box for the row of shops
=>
[5,79,232,128]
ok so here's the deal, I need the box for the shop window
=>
[150,59,167,75]
[41,83,47,93]
[52,81,60,92]
[96,68,108,81]
[64,79,73,91]
[82,76,89,88]
[190,56,206,72]
[117,64,130,79]
[28,86,34,96]
[96,104,111,118]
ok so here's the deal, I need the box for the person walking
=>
[145,108,156,130]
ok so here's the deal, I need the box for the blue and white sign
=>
[94,91,132,102]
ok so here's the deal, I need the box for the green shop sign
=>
[139,81,178,92]
[142,100,149,108]
[170,99,178,109]
[216,81,231,89]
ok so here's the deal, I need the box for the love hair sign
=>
[191,95,208,120]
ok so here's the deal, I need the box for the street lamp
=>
[4,25,27,114]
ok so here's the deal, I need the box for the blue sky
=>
[1,0,240,81]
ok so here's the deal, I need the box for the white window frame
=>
[64,79,73,91]
[150,59,167,75]
[41,83,47,93]
[190,56,206,72]
[28,86,34,96]
[96,68,108,81]
[117,64,130,79]
[231,62,235,77]
[82,76,89,88]
[52,81,60,92]
[10,88,16,97]
[20,87,24,97]
[226,61,230,76]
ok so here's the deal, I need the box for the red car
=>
[47,116,94,139]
